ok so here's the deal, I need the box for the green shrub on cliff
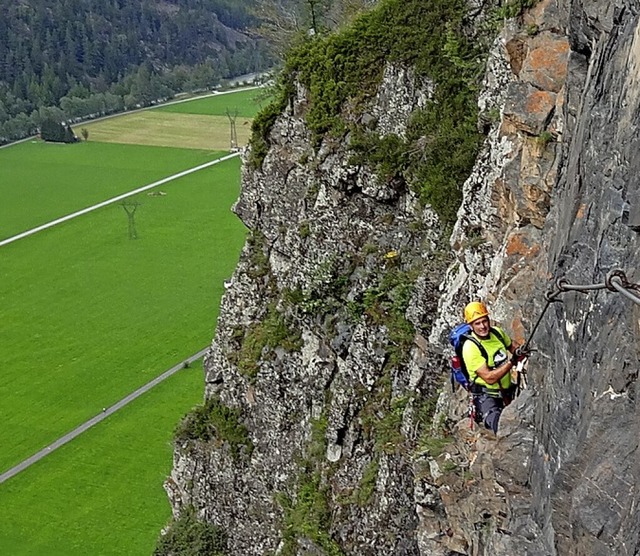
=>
[229,302,303,382]
[155,506,227,556]
[276,416,344,556]
[175,396,253,459]
[249,0,488,228]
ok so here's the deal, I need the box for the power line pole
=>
[121,200,140,239]
[226,107,239,151]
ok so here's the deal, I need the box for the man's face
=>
[470,316,491,338]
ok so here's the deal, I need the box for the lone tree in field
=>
[226,107,238,151]
[81,128,89,141]
[121,200,141,239]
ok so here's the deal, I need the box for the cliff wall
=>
[162,0,640,554]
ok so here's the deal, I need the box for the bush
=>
[247,79,294,169]
[40,118,78,143]
[154,506,227,556]
[230,303,303,382]
[248,0,489,228]
[174,396,253,459]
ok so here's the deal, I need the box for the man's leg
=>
[502,384,518,406]
[476,393,504,433]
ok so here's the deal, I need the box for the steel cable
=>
[522,269,639,352]
[608,275,640,305]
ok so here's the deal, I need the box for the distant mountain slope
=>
[0,0,273,143]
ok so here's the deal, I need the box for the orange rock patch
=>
[509,316,527,345]
[525,89,556,115]
[521,35,570,93]
[506,232,541,258]
[576,203,588,219]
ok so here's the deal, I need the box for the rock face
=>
[527,2,640,553]
[167,63,445,555]
[164,0,640,554]
[432,0,640,554]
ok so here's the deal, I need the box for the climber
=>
[461,301,527,433]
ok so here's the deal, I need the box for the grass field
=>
[0,363,204,555]
[158,88,267,118]
[79,88,267,150]
[79,111,252,150]
[0,141,226,241]
[0,90,252,554]
[0,156,245,472]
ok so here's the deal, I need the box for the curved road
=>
[0,347,209,485]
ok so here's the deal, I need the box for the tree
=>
[40,117,66,141]
[0,0,275,143]
[0,99,8,123]
[3,113,34,141]
[251,0,305,58]
[251,0,367,57]
[37,105,65,126]
[60,95,84,118]
[40,117,77,143]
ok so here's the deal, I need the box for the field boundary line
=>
[0,347,209,486]
[0,152,240,248]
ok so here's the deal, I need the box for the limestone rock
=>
[503,82,556,135]
[520,33,570,93]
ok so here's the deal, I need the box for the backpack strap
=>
[464,328,509,369]
[489,327,510,351]
[462,334,489,361]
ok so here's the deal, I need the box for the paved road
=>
[0,347,209,485]
[0,151,240,248]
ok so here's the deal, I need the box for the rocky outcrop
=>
[163,0,640,554]
[431,0,640,554]
[166,62,445,555]
[527,3,640,552]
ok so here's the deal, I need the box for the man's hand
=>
[511,346,531,365]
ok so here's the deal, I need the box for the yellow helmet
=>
[464,301,489,323]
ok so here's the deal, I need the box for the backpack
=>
[448,323,507,390]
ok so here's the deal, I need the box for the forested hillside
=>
[0,0,273,143]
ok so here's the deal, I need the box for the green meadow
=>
[0,141,224,241]
[0,156,245,472]
[0,116,247,554]
[0,363,204,556]
[159,88,267,117]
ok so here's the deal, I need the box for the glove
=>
[511,346,530,364]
